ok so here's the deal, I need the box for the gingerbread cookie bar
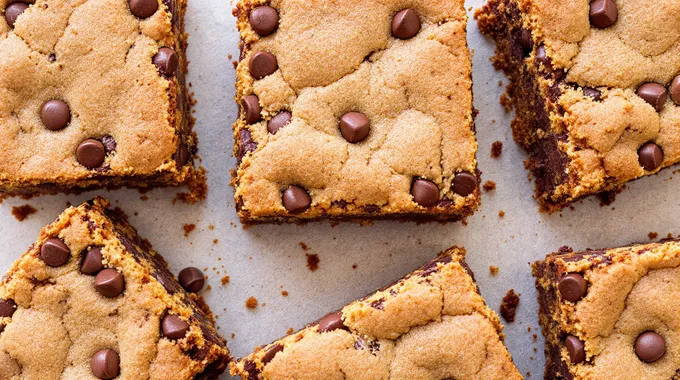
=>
[231,247,521,379]
[0,198,230,379]
[232,0,479,223]
[533,240,680,379]
[477,0,680,211]
[0,0,199,197]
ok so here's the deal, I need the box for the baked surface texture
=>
[231,247,521,380]
[232,0,479,223]
[0,198,230,379]
[533,240,680,379]
[476,0,680,211]
[0,0,201,198]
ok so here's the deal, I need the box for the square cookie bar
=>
[232,0,480,223]
[0,0,199,197]
[0,198,230,379]
[231,247,521,379]
[533,241,680,379]
[477,0,680,211]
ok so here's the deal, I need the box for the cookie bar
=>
[231,247,521,379]
[477,0,680,211]
[533,240,680,379]
[232,0,479,223]
[0,198,230,379]
[0,0,200,197]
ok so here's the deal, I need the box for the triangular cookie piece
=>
[231,247,521,379]
[0,198,229,379]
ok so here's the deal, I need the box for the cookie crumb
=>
[208,224,215,230]
[286,328,294,335]
[299,242,309,251]
[499,93,512,111]
[183,224,196,237]
[489,266,499,276]
[500,289,520,322]
[221,276,230,286]
[648,232,658,240]
[306,254,319,271]
[213,239,219,245]
[11,204,37,221]
[281,290,288,297]
[352,264,358,270]
[245,297,258,309]
[498,210,505,218]
[491,141,503,158]
[483,180,496,192]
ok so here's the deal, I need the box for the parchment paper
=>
[1,1,678,378]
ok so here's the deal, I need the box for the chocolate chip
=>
[318,311,346,333]
[4,2,28,27]
[90,349,120,379]
[243,95,262,124]
[452,172,478,196]
[670,75,680,105]
[339,112,370,143]
[637,83,667,112]
[558,273,587,302]
[40,238,71,267]
[94,269,125,298]
[153,47,178,77]
[565,335,585,364]
[638,142,664,171]
[410,179,440,207]
[238,128,257,162]
[519,28,532,53]
[535,45,550,68]
[101,135,116,153]
[583,87,602,101]
[176,143,189,166]
[0,299,16,318]
[77,139,106,169]
[268,111,292,134]
[81,247,104,275]
[262,343,283,364]
[635,331,666,363]
[129,0,158,19]
[282,185,311,214]
[589,0,617,29]
[392,9,420,39]
[249,6,279,37]
[161,314,189,339]
[178,267,205,293]
[40,100,71,131]
[249,51,278,80]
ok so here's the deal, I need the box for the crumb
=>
[140,195,148,201]
[498,210,505,218]
[498,80,503,87]
[11,204,37,221]
[648,232,658,240]
[231,333,235,339]
[281,290,288,297]
[527,326,532,332]
[491,141,503,158]
[299,242,309,251]
[205,285,212,291]
[532,334,538,342]
[500,289,520,323]
[183,223,196,237]
[306,254,319,271]
[483,180,496,192]
[286,328,294,335]
[208,224,215,230]
[221,276,230,286]
[245,297,258,309]
[526,371,531,377]
[213,239,219,245]
[352,264,358,270]
[499,93,512,111]
[489,266,499,276]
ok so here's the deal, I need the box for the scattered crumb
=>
[11,204,37,221]
[498,210,505,218]
[352,264,358,270]
[306,254,320,271]
[213,239,219,245]
[489,266,499,276]
[286,328,294,335]
[648,232,658,240]
[532,334,538,342]
[500,289,520,323]
[245,297,258,309]
[208,224,215,230]
[205,285,212,292]
[498,80,503,87]
[231,333,236,339]
[299,242,309,251]
[183,223,196,237]
[526,371,531,377]
[140,195,149,201]
[221,276,230,286]
[527,326,532,332]
[483,180,496,192]
[491,141,503,158]
[499,93,512,111]
[281,290,288,297]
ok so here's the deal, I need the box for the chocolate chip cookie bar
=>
[0,198,230,379]
[533,240,680,379]
[231,247,521,379]
[232,0,480,223]
[477,0,680,211]
[0,0,200,198]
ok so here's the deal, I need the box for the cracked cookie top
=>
[230,247,522,380]
[519,0,680,196]
[233,0,478,221]
[0,198,229,379]
[536,240,680,379]
[0,0,185,185]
